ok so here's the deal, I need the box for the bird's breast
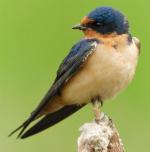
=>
[60,40,139,105]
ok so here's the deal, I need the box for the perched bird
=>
[9,6,140,139]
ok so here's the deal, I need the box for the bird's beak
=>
[72,24,87,30]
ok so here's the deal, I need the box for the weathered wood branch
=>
[78,112,125,152]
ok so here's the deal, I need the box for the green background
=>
[0,0,149,151]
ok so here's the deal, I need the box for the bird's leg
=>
[91,96,103,123]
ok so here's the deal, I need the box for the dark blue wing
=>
[32,38,99,118]
[55,38,99,81]
[9,38,100,138]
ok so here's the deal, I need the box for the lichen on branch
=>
[78,112,125,152]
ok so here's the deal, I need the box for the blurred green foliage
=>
[0,0,149,151]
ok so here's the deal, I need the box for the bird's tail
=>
[20,105,84,139]
[8,114,37,138]
[9,105,84,139]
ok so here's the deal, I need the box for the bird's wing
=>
[55,39,99,80]
[9,38,100,138]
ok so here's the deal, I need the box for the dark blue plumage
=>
[56,38,100,79]
[65,39,99,59]
[87,7,129,34]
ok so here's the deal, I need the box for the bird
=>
[9,6,140,139]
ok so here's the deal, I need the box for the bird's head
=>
[73,7,129,36]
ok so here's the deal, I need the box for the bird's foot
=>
[91,96,103,123]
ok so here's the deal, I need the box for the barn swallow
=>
[9,6,140,139]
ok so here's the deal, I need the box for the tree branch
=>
[78,112,125,152]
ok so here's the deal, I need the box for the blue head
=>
[73,7,129,35]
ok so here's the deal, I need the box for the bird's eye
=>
[95,22,102,26]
